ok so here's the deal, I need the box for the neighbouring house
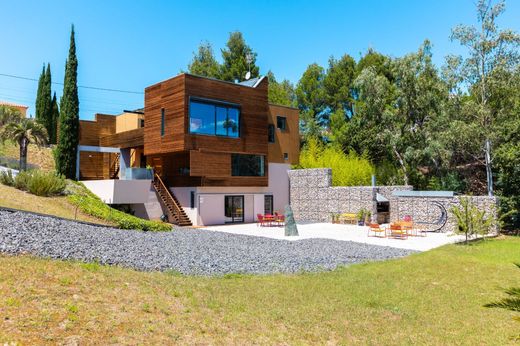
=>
[0,101,28,117]
[77,74,300,226]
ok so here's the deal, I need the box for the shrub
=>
[450,197,496,244]
[297,137,375,186]
[0,170,14,186]
[67,182,171,232]
[26,170,66,196]
[14,170,32,190]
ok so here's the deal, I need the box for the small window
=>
[277,116,287,130]
[284,153,289,161]
[268,124,275,143]
[160,108,165,136]
[190,191,195,209]
[140,118,145,128]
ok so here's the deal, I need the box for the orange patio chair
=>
[368,223,386,238]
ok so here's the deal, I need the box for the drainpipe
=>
[372,175,377,223]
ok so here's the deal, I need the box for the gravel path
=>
[0,210,417,275]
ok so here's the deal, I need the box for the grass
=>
[0,183,111,225]
[0,141,55,171]
[0,237,518,344]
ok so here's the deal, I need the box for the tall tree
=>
[34,65,45,122]
[323,54,356,117]
[0,118,48,171]
[220,31,259,82]
[450,0,520,196]
[187,41,221,79]
[56,25,80,179]
[50,92,59,144]
[0,105,23,127]
[295,63,326,140]
[267,71,295,107]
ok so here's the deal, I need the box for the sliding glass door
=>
[225,196,244,223]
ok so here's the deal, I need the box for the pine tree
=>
[35,65,45,121]
[220,31,259,82]
[50,92,59,144]
[55,25,80,179]
[187,41,221,79]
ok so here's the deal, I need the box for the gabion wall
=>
[288,168,497,232]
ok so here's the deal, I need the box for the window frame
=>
[160,108,165,137]
[276,116,287,131]
[231,154,265,177]
[188,97,241,138]
[268,124,275,143]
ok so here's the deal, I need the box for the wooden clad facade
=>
[268,104,300,165]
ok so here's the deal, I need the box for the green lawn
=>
[0,237,519,345]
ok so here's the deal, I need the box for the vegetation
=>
[297,137,374,186]
[0,237,517,344]
[0,105,23,127]
[67,182,171,232]
[0,118,48,171]
[0,140,54,171]
[55,25,80,179]
[35,63,55,143]
[1,169,66,197]
[0,183,110,224]
[450,197,496,244]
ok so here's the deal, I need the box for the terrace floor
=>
[203,222,466,251]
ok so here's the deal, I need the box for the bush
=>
[26,170,66,196]
[14,170,32,190]
[297,137,375,186]
[0,170,14,186]
[67,182,171,232]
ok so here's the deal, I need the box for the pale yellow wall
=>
[115,112,144,133]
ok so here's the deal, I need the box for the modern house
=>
[77,73,300,226]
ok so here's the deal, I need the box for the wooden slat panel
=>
[189,150,231,177]
[79,114,116,146]
[267,104,300,164]
[99,128,144,148]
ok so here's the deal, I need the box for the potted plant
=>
[365,210,372,225]
[357,209,366,226]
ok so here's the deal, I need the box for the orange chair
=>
[389,223,408,240]
[368,223,386,238]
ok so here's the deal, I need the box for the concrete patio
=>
[202,222,466,251]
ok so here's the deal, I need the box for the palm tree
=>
[0,118,48,171]
[0,105,23,127]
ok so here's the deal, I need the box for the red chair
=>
[257,214,265,227]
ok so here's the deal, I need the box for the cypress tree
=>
[56,25,79,179]
[35,65,45,121]
[50,92,59,144]
[41,64,53,139]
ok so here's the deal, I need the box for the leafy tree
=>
[450,0,520,196]
[295,63,327,140]
[0,118,48,171]
[0,105,23,127]
[220,31,259,82]
[323,54,356,117]
[266,71,295,107]
[450,197,496,244]
[187,41,221,79]
[56,25,80,179]
[50,92,59,144]
[356,48,393,82]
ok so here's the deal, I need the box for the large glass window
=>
[189,99,240,138]
[231,154,265,176]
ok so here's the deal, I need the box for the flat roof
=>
[392,190,455,198]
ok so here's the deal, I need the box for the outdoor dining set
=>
[256,213,285,227]
[367,219,428,240]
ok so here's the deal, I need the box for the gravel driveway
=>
[0,210,417,275]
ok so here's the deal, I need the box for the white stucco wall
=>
[83,180,152,204]
[268,163,291,212]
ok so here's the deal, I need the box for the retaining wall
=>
[288,168,497,232]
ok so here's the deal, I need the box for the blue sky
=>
[1,0,519,120]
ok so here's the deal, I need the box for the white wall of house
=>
[169,163,292,226]
[83,179,152,204]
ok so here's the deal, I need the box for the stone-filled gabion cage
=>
[288,168,497,232]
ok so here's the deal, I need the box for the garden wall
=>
[288,168,497,232]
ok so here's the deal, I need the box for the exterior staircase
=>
[109,153,120,179]
[152,173,192,226]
